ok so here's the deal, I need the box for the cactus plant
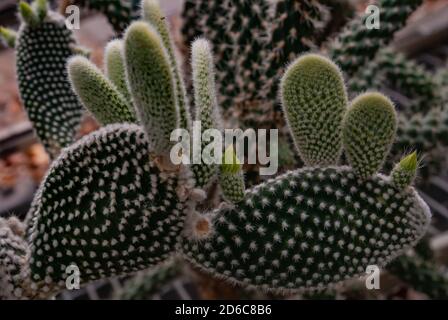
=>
[328,0,422,77]
[261,0,330,101]
[0,0,84,158]
[118,259,182,299]
[0,0,435,300]
[220,146,246,204]
[0,217,29,299]
[388,254,448,299]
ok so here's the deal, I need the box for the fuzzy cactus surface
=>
[220,146,246,204]
[124,21,179,157]
[349,48,442,115]
[0,218,29,299]
[2,1,84,158]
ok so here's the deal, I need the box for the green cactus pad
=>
[388,254,448,299]
[15,4,84,157]
[68,55,136,125]
[329,0,422,76]
[26,124,194,294]
[262,0,330,101]
[183,166,430,293]
[281,54,347,166]
[343,92,397,179]
[104,40,133,104]
[349,48,442,115]
[142,0,191,131]
[124,21,179,156]
[190,39,221,188]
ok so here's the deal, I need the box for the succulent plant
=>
[0,0,435,300]
[436,61,448,104]
[261,0,330,101]
[328,0,422,77]
[118,259,182,300]
[0,0,84,158]
[388,254,448,299]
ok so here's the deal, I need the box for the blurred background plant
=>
[0,0,448,300]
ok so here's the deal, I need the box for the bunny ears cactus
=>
[0,0,431,299]
[183,54,430,293]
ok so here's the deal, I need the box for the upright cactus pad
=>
[343,93,397,179]
[328,0,422,76]
[281,54,347,166]
[124,21,179,157]
[26,124,194,294]
[0,2,435,298]
[13,1,84,157]
[183,166,430,293]
[262,0,330,101]
[182,53,430,294]
[68,56,136,125]
[104,40,133,104]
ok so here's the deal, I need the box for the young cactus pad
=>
[391,152,418,190]
[183,166,431,293]
[343,92,397,179]
[281,54,347,166]
[25,124,194,294]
